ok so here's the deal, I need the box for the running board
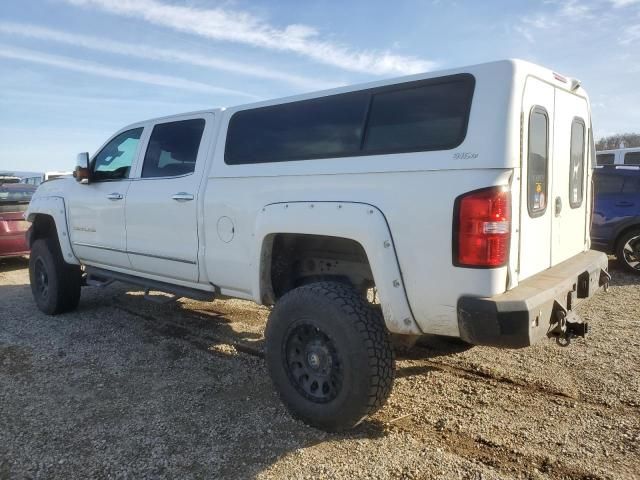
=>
[84,266,216,302]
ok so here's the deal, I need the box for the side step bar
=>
[84,266,216,302]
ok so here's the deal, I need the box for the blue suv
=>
[592,166,640,273]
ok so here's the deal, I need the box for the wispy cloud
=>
[556,0,593,18]
[620,24,640,44]
[514,15,556,43]
[0,44,257,98]
[0,88,208,110]
[515,0,597,43]
[62,0,436,76]
[0,21,337,90]
[610,0,640,7]
[517,0,640,51]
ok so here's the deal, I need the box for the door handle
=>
[172,192,194,202]
[555,196,562,216]
[615,201,634,207]
[107,193,123,200]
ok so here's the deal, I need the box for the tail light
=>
[454,186,511,268]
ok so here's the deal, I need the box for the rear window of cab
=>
[224,74,475,165]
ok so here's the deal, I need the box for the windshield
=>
[0,184,36,204]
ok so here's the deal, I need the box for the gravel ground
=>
[0,257,638,479]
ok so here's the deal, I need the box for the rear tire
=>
[265,281,395,431]
[29,237,82,315]
[616,228,640,274]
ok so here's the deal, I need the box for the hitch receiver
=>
[566,319,588,337]
[548,303,589,347]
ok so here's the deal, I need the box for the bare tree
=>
[596,133,640,151]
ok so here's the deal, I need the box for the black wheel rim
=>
[623,235,640,271]
[284,323,343,403]
[34,257,49,299]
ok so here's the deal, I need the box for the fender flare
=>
[25,196,80,265]
[253,201,422,335]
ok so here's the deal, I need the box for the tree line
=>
[596,133,640,151]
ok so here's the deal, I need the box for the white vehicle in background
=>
[44,171,73,181]
[25,59,609,431]
[596,147,640,167]
[20,172,72,186]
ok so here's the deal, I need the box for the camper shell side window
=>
[224,74,475,165]
[527,106,549,218]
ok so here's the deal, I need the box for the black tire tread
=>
[267,281,394,430]
[30,237,82,315]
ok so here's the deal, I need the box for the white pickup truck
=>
[26,59,609,431]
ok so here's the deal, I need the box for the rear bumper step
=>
[457,250,609,348]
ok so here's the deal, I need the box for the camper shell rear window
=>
[527,106,549,217]
[224,74,475,165]
[569,118,586,208]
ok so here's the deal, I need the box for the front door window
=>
[92,128,143,182]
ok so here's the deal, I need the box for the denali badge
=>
[453,152,479,160]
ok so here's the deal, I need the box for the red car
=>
[0,183,36,258]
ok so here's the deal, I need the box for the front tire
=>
[29,238,82,315]
[616,228,640,274]
[265,281,395,431]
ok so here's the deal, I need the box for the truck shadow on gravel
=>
[608,259,640,287]
[0,256,28,273]
[394,337,472,379]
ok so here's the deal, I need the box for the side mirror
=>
[74,152,90,184]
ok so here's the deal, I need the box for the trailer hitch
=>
[548,304,589,347]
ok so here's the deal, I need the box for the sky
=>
[0,0,639,173]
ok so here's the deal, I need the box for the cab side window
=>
[141,119,205,179]
[569,118,585,208]
[92,128,143,182]
[527,107,549,217]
